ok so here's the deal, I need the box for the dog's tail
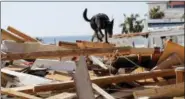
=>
[83,8,91,22]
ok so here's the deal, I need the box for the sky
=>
[1,2,148,37]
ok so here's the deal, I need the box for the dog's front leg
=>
[104,30,109,43]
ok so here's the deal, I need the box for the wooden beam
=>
[12,69,175,93]
[92,83,115,99]
[1,47,154,60]
[1,41,68,53]
[1,68,53,86]
[113,32,149,38]
[46,92,76,99]
[157,41,184,64]
[133,82,184,99]
[1,87,42,99]
[1,29,25,43]
[7,26,39,42]
[173,96,185,99]
[58,41,79,49]
[73,56,95,99]
[76,40,115,49]
[175,67,184,83]
[89,56,108,70]
[152,53,182,70]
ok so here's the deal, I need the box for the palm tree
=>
[149,6,164,19]
[120,14,144,34]
[133,20,144,32]
[119,23,128,34]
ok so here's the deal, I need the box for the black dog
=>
[83,8,114,43]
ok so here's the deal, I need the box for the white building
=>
[147,1,184,28]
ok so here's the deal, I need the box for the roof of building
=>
[146,1,168,4]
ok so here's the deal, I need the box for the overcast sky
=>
[1,2,148,37]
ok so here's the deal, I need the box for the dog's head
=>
[107,19,114,38]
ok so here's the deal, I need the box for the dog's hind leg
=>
[92,29,102,42]
[91,30,102,42]
[91,33,96,42]
[97,29,103,42]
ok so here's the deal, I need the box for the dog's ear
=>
[111,19,114,25]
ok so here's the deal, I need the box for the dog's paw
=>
[105,41,110,44]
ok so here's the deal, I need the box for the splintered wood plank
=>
[73,56,95,99]
[173,96,185,99]
[25,69,175,93]
[89,56,108,70]
[58,41,79,49]
[1,87,42,99]
[1,41,67,53]
[46,92,76,99]
[113,32,149,38]
[92,83,115,99]
[1,29,25,42]
[76,40,115,49]
[157,41,184,64]
[111,87,145,99]
[133,83,184,99]
[3,65,27,72]
[1,68,53,86]
[2,47,154,60]
[10,86,34,94]
[7,26,39,42]
[1,72,16,87]
[45,72,72,81]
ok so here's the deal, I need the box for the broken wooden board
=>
[152,53,182,70]
[92,83,115,99]
[46,92,76,99]
[2,65,27,72]
[31,59,76,71]
[113,32,149,38]
[10,86,34,94]
[45,71,72,81]
[89,56,108,70]
[58,41,79,49]
[1,68,55,86]
[1,29,25,43]
[1,41,68,53]
[157,41,184,64]
[73,56,95,99]
[111,87,145,99]
[7,26,40,42]
[13,69,175,93]
[173,96,185,99]
[45,70,96,82]
[76,40,115,49]
[2,47,154,60]
[175,67,185,83]
[1,72,16,87]
[133,82,184,99]
[1,87,42,99]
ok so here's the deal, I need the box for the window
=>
[173,5,184,8]
[167,4,171,8]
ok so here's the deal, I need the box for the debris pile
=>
[1,26,184,99]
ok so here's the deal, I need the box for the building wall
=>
[147,1,184,28]
[148,1,184,19]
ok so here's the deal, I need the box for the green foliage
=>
[149,6,165,19]
[120,14,144,34]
